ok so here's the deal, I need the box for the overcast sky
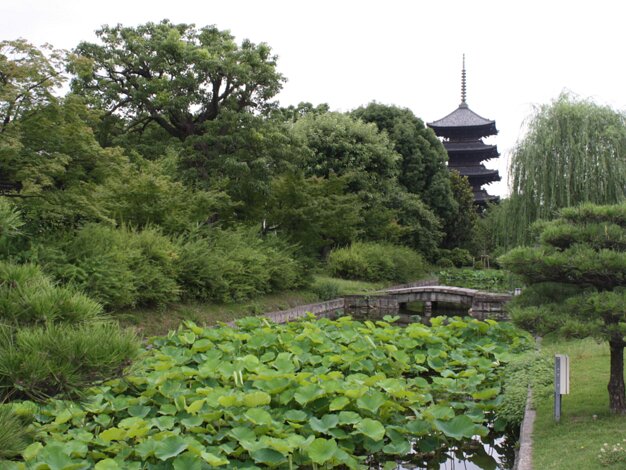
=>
[2,0,625,196]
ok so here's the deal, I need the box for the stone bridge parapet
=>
[263,283,513,325]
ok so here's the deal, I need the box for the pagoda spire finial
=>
[460,54,467,106]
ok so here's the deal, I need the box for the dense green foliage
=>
[0,322,139,401]
[351,103,454,220]
[266,173,363,257]
[0,206,140,404]
[101,156,233,234]
[2,28,482,285]
[294,112,400,190]
[0,261,101,325]
[442,171,477,249]
[503,94,626,247]
[2,316,531,468]
[291,111,445,257]
[176,228,308,303]
[328,242,427,283]
[500,202,626,413]
[437,268,522,293]
[497,351,552,425]
[29,224,308,309]
[70,20,284,141]
[34,224,180,310]
[0,406,34,459]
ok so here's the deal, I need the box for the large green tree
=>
[501,203,626,413]
[351,103,455,220]
[0,39,64,134]
[442,170,478,249]
[3,95,128,233]
[505,93,626,246]
[292,111,443,256]
[69,20,284,141]
[292,111,400,193]
[179,111,303,221]
[266,172,363,257]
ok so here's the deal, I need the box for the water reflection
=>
[341,309,519,470]
[393,431,517,470]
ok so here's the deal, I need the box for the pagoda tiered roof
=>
[428,104,497,139]
[444,140,499,159]
[426,55,501,206]
[448,165,500,181]
[474,189,500,204]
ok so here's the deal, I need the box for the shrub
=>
[437,268,522,293]
[311,279,342,301]
[0,322,139,401]
[127,227,181,306]
[437,248,473,267]
[0,405,33,458]
[176,228,308,302]
[0,199,24,259]
[100,156,234,234]
[37,224,181,309]
[498,351,553,425]
[328,242,427,283]
[0,261,102,325]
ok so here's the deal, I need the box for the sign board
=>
[554,354,570,421]
[555,354,570,394]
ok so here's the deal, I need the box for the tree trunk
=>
[608,337,626,414]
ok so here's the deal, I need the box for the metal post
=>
[554,355,561,422]
[554,354,570,422]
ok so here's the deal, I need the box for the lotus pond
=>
[3,315,531,469]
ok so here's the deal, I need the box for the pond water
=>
[352,308,519,470]
[394,432,517,469]
[400,301,470,319]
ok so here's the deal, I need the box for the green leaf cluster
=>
[6,316,531,468]
[70,20,284,141]
[502,93,626,247]
[437,268,522,293]
[500,202,626,412]
[0,261,101,325]
[327,242,427,283]
[0,322,139,401]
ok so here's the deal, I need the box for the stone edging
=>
[514,387,535,470]
[513,336,542,470]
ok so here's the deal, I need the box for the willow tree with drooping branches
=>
[504,93,626,247]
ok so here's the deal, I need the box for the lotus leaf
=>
[354,418,386,441]
[307,437,338,465]
[94,459,121,470]
[5,316,532,469]
[154,435,188,460]
[244,408,273,426]
[309,414,339,433]
[434,414,477,440]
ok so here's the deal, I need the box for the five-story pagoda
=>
[427,57,500,205]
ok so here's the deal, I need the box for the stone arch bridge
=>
[344,285,512,321]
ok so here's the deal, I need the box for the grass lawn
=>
[532,337,626,469]
[112,276,389,337]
